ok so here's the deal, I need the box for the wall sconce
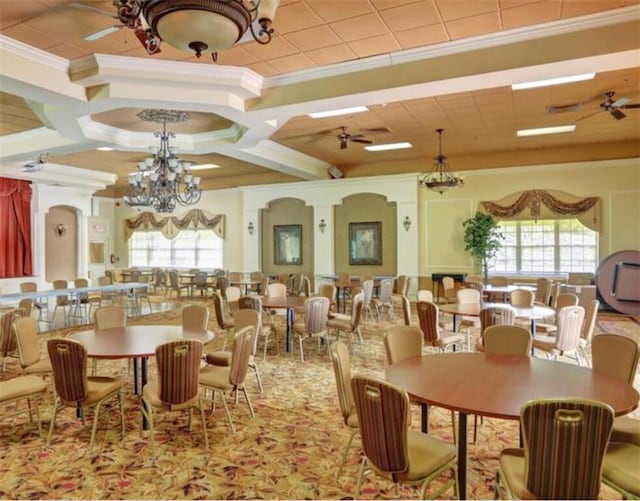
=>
[403,216,412,232]
[319,219,327,233]
[55,223,67,237]
[247,222,254,235]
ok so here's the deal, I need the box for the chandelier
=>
[419,128,464,195]
[124,109,202,214]
[113,0,279,59]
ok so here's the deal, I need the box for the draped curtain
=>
[0,177,33,277]
[480,189,601,232]
[124,209,225,240]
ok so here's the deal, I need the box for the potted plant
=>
[462,212,504,284]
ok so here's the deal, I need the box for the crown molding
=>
[0,35,69,72]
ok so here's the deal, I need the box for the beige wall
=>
[45,206,77,282]
[334,193,397,276]
[261,198,314,278]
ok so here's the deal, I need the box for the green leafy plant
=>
[462,212,504,284]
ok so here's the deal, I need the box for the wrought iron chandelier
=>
[124,109,202,214]
[419,128,464,195]
[113,0,279,59]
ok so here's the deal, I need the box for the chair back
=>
[216,276,230,299]
[415,290,432,303]
[169,270,180,289]
[318,283,336,302]
[250,271,262,282]
[378,278,394,303]
[535,277,552,305]
[17,298,34,317]
[521,398,614,499]
[225,286,242,312]
[237,295,254,310]
[555,305,585,352]
[299,276,311,297]
[129,271,143,284]
[330,341,355,425]
[228,271,243,283]
[394,275,409,296]
[383,325,422,365]
[350,292,364,329]
[94,305,127,329]
[509,288,534,307]
[592,334,640,384]
[74,278,90,302]
[580,299,599,344]
[155,339,203,405]
[464,280,484,297]
[153,269,166,288]
[336,272,351,288]
[361,280,374,308]
[416,301,440,346]
[277,272,289,285]
[97,276,111,287]
[20,282,38,293]
[489,276,509,286]
[47,338,88,403]
[182,304,209,332]
[483,325,531,355]
[14,316,41,368]
[456,287,481,305]
[442,276,456,302]
[259,275,270,295]
[233,308,260,333]
[267,283,287,298]
[0,309,19,356]
[104,270,115,284]
[193,271,209,288]
[480,306,515,332]
[212,293,228,329]
[401,295,411,326]
[229,326,255,386]
[351,375,410,478]
[52,280,69,306]
[304,297,330,335]
[555,293,579,310]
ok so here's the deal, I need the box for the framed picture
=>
[274,224,302,265]
[349,222,382,265]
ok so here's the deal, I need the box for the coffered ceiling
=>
[0,0,638,197]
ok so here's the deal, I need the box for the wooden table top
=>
[260,295,308,309]
[386,353,639,420]
[67,325,215,359]
[438,302,555,319]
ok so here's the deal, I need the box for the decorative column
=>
[314,205,334,290]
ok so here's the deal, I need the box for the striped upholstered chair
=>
[351,374,458,499]
[329,341,359,480]
[46,338,125,454]
[415,301,465,353]
[293,297,330,362]
[142,339,208,457]
[475,306,516,352]
[496,398,614,499]
[199,326,256,434]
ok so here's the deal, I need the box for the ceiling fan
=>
[335,126,392,149]
[21,153,49,173]
[548,91,640,121]
[70,2,161,54]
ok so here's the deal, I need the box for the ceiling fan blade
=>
[351,138,373,144]
[84,25,122,41]
[547,103,582,114]
[349,133,367,139]
[610,108,626,120]
[575,111,601,122]
[612,97,631,107]
[68,2,118,18]
[361,127,391,134]
[340,140,348,150]
[621,103,640,109]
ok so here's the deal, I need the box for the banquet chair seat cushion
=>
[199,365,234,391]
[0,375,47,403]
[498,449,536,500]
[610,416,640,445]
[328,312,350,322]
[142,381,200,412]
[602,442,640,498]
[395,429,458,482]
[205,351,232,366]
[69,376,123,407]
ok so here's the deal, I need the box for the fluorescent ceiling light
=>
[511,73,595,90]
[309,106,368,118]
[188,163,220,171]
[364,142,413,152]
[96,146,114,151]
[517,125,576,137]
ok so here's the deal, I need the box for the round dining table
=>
[68,325,214,429]
[386,352,639,500]
[439,302,554,333]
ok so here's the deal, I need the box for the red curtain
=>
[0,177,33,277]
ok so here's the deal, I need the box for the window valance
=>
[125,209,225,240]
[479,189,601,232]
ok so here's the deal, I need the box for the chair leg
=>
[252,364,264,394]
[198,400,209,449]
[47,398,60,445]
[354,456,367,498]
[336,429,358,480]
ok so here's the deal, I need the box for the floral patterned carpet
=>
[0,298,637,500]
